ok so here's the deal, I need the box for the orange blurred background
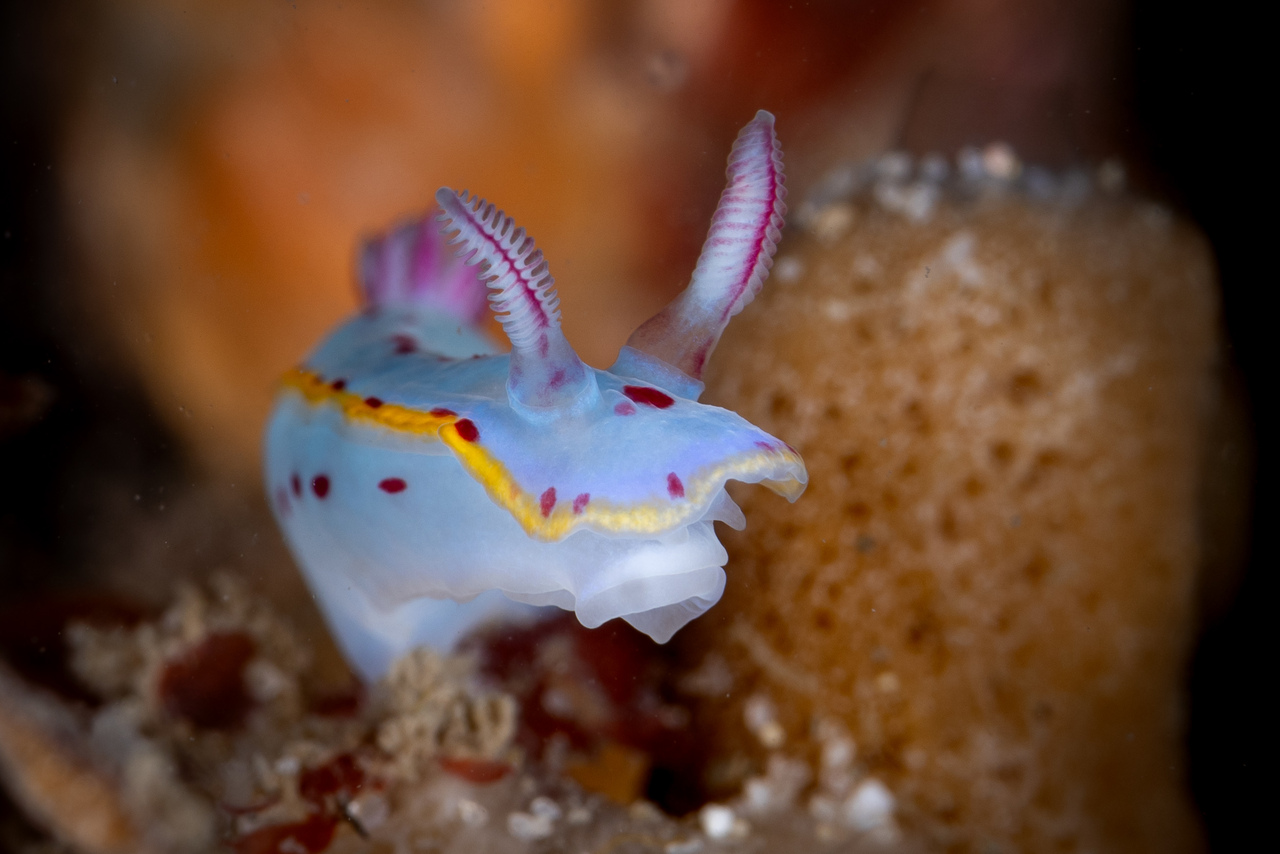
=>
[58,0,1126,478]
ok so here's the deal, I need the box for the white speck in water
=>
[699,804,737,839]
[245,659,289,702]
[629,801,664,823]
[811,203,856,244]
[842,778,896,831]
[822,734,856,771]
[529,796,561,822]
[678,652,734,696]
[346,793,389,831]
[982,143,1021,180]
[457,799,488,827]
[744,694,785,748]
[874,180,938,222]
[823,299,856,323]
[774,255,804,283]
[741,754,812,814]
[273,755,300,776]
[507,810,553,840]
[852,254,881,280]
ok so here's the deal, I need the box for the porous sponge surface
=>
[690,187,1217,852]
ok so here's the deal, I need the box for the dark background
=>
[2,2,1270,850]
[1128,3,1272,851]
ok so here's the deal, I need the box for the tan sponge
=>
[685,164,1219,852]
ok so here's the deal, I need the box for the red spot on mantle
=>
[330,378,346,391]
[312,475,330,498]
[157,632,256,729]
[454,419,479,442]
[430,407,456,418]
[392,334,418,354]
[613,401,636,416]
[540,487,557,517]
[364,396,384,408]
[379,477,407,494]
[290,473,302,497]
[623,385,675,409]
[667,472,684,499]
[573,493,590,514]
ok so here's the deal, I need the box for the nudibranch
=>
[264,111,806,680]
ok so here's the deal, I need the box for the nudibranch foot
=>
[265,110,807,681]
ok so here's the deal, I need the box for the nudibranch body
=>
[265,111,806,680]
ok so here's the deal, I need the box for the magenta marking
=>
[312,475,331,499]
[430,407,456,418]
[364,397,384,408]
[717,125,779,325]
[451,196,550,333]
[379,477,407,494]
[540,487,557,517]
[613,401,636,416]
[454,419,479,442]
[573,493,590,514]
[392,334,417,355]
[408,221,439,295]
[623,385,675,409]
[667,472,684,499]
[689,343,711,378]
[291,473,302,497]
[331,378,347,391]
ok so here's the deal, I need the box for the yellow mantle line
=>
[279,367,804,541]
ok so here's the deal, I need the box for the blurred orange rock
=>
[61,0,1127,489]
[683,164,1216,852]
[63,0,682,478]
